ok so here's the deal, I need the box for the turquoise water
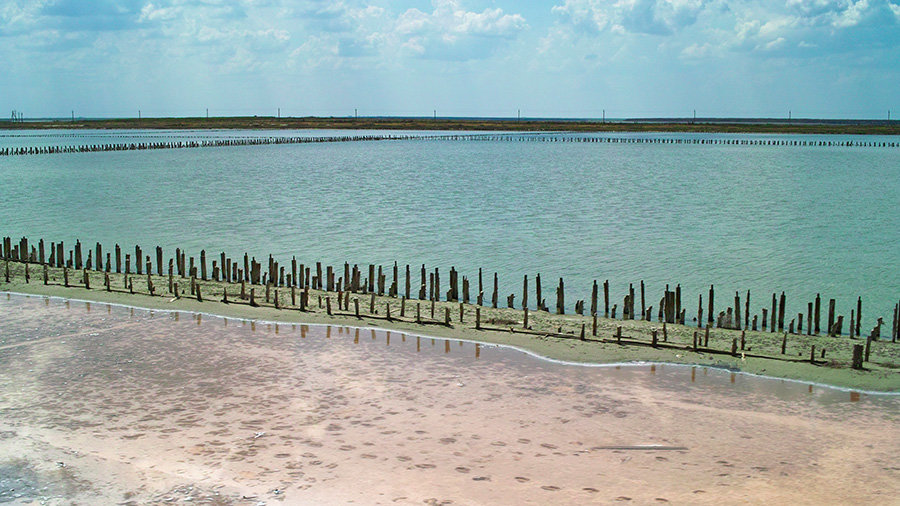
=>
[2,129,899,328]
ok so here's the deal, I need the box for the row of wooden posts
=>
[0,133,414,156]
[1,236,896,366]
[4,132,899,157]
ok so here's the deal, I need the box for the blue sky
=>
[2,0,898,119]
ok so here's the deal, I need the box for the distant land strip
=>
[2,116,900,135]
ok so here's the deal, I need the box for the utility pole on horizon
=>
[277,107,280,118]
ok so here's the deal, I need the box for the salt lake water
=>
[1,128,899,326]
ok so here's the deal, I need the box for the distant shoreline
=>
[2,116,900,135]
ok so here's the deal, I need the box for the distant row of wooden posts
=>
[2,132,898,156]
[3,235,898,346]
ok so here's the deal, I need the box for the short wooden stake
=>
[731,338,738,356]
[63,267,69,287]
[222,287,228,303]
[704,326,710,347]
[651,328,658,347]
[196,284,202,302]
[325,296,332,315]
[592,314,597,336]
[274,290,280,309]
[417,303,422,324]
[810,345,816,364]
[851,344,864,369]
[580,323,586,341]
[781,333,787,354]
[250,288,258,307]
[354,298,360,318]
[523,307,529,328]
[475,307,481,329]
[459,303,464,323]
[445,307,451,326]
[386,303,391,321]
[616,325,622,343]
[740,330,745,350]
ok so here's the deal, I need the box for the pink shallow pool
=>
[1,293,898,505]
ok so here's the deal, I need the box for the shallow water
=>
[0,293,897,504]
[2,129,899,327]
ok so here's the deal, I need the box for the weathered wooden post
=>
[592,314,597,336]
[135,245,142,274]
[651,328,658,347]
[43,264,48,285]
[604,280,610,317]
[814,294,821,334]
[616,325,622,343]
[354,298,360,318]
[810,345,816,364]
[492,273,499,308]
[74,240,83,270]
[698,294,703,329]
[734,292,741,330]
[196,284,202,302]
[807,302,813,336]
[250,288,258,307]
[692,331,698,350]
[556,278,564,314]
[744,290,750,329]
[445,307,451,326]
[386,302,391,320]
[850,310,856,339]
[63,266,69,287]
[523,275,529,310]
[475,307,481,329]
[104,272,110,291]
[827,299,836,335]
[400,296,406,317]
[708,285,714,325]
[156,247,163,276]
[222,287,228,303]
[770,293,777,332]
[731,338,738,356]
[778,292,786,332]
[405,265,411,299]
[704,326,710,347]
[781,333,787,354]
[326,296,332,315]
[640,280,645,318]
[856,296,862,336]
[459,302,464,323]
[851,344,864,369]
[740,330,745,350]
[370,292,376,314]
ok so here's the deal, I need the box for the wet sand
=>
[1,294,898,505]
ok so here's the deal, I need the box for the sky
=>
[1,0,898,119]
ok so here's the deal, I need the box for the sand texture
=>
[1,294,898,505]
